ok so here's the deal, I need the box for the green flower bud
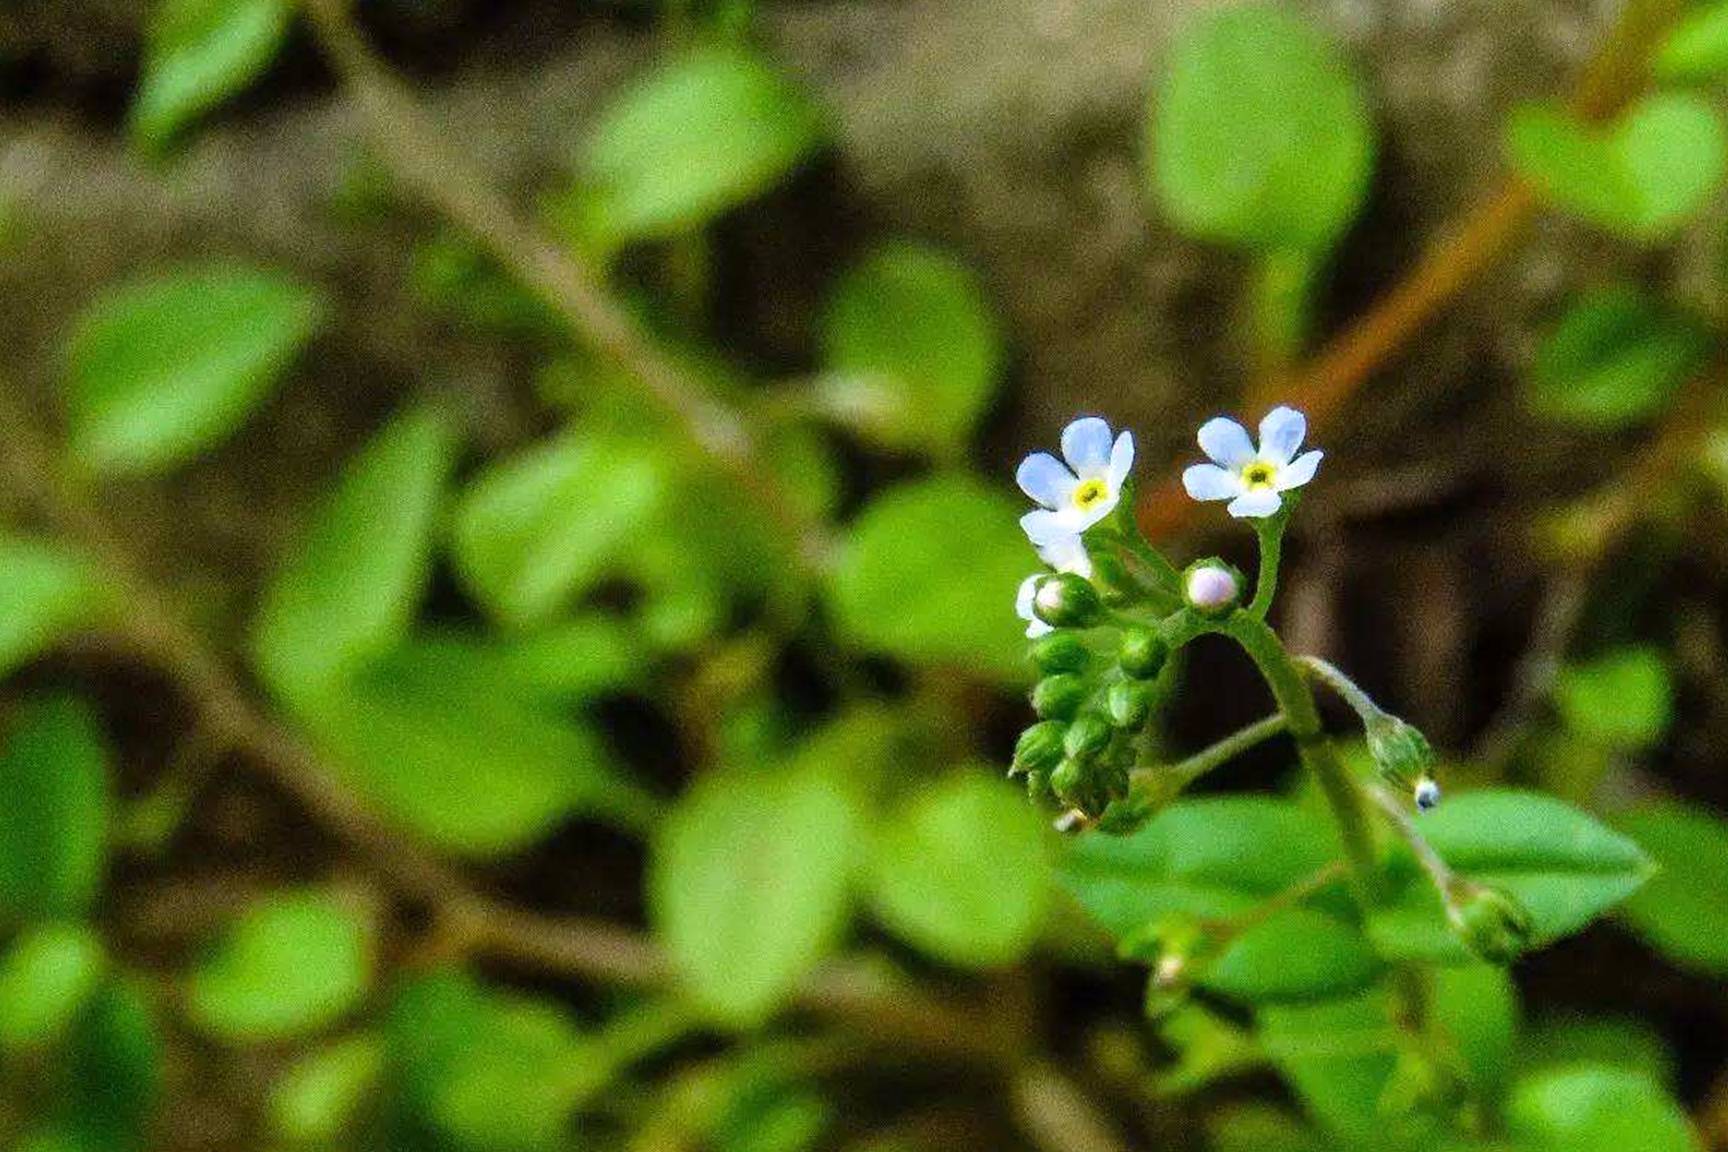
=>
[1032,673,1088,721]
[1182,560,1240,615]
[1030,631,1090,675]
[1447,882,1534,966]
[1063,712,1114,762]
[1032,572,1105,629]
[1107,679,1155,730]
[1117,627,1168,680]
[1367,713,1436,789]
[1049,750,1128,818]
[1011,721,1067,776]
[1048,759,1084,806]
[1087,552,1136,607]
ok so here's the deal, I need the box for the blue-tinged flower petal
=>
[1275,449,1323,491]
[1107,431,1135,490]
[1182,462,1240,502]
[1022,508,1082,546]
[1017,452,1078,509]
[1016,574,1051,637]
[1061,417,1115,477]
[1037,533,1092,578]
[1258,406,1306,465]
[1198,417,1255,468]
[1226,489,1282,519]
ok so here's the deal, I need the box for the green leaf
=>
[1060,797,1336,938]
[270,1034,386,1144]
[1203,909,1381,1004]
[252,405,457,693]
[427,996,590,1151]
[1258,990,1400,1144]
[0,696,111,926]
[818,243,1002,454]
[289,634,656,856]
[1618,799,1728,974]
[399,618,644,705]
[1368,791,1653,964]
[450,430,667,629]
[1208,1105,1334,1152]
[1150,2,1373,252]
[0,923,106,1054]
[1655,3,1728,82]
[130,0,291,152]
[186,889,373,1043]
[64,979,164,1150]
[1507,1065,1701,1152]
[1555,647,1673,751]
[60,265,322,474]
[865,772,1051,967]
[829,475,1031,681]
[651,761,860,1025]
[1517,1014,1675,1088]
[581,46,826,246]
[1507,95,1727,241]
[1428,963,1518,1095]
[0,538,104,680]
[1528,288,1707,430]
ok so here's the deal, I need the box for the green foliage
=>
[818,243,1003,454]
[1528,287,1707,430]
[1150,3,1373,252]
[0,924,106,1054]
[1258,991,1401,1145]
[1428,963,1517,1095]
[1204,909,1380,1004]
[651,758,860,1025]
[1618,799,1728,974]
[865,772,1051,967]
[60,265,322,474]
[1518,1014,1675,1088]
[450,430,668,628]
[0,538,105,681]
[579,45,827,248]
[829,475,1030,680]
[1507,1065,1700,1152]
[1555,646,1674,751]
[130,0,291,152]
[1655,2,1728,82]
[187,889,373,1043]
[269,1034,386,1144]
[252,404,458,692]
[1369,791,1652,963]
[1507,95,1727,241]
[60,980,164,1150]
[0,696,111,927]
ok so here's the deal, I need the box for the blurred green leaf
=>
[1150,2,1373,252]
[1507,1065,1700,1152]
[1368,791,1652,964]
[1618,798,1728,974]
[270,1034,386,1145]
[61,265,321,474]
[715,1088,831,1152]
[1655,3,1728,82]
[580,45,826,247]
[60,979,163,1150]
[130,0,291,152]
[865,772,1051,967]
[818,242,1002,454]
[0,923,105,1054]
[292,634,656,856]
[450,430,668,628]
[1516,1014,1675,1088]
[1208,1105,1335,1152]
[1507,95,1726,241]
[0,696,111,926]
[0,538,105,680]
[428,997,589,1151]
[1061,797,1336,938]
[404,617,644,705]
[829,475,1030,680]
[1528,287,1707,430]
[1258,990,1400,1145]
[1204,909,1380,1005]
[1555,647,1673,751]
[651,760,860,1025]
[187,889,373,1043]
[252,404,458,693]
[1428,963,1517,1095]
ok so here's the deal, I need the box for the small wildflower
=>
[1184,563,1240,612]
[1017,417,1135,546]
[1015,534,1093,638]
[1181,405,1323,519]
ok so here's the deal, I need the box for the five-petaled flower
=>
[1016,417,1135,546]
[1015,535,1092,638]
[1181,406,1322,519]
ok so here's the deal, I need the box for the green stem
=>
[1249,511,1289,618]
[1298,655,1386,725]
[1130,713,1289,799]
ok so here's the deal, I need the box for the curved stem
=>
[1129,713,1288,800]
[1249,513,1287,618]
[1298,654,1386,726]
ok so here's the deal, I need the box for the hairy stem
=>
[1129,713,1289,801]
[1249,512,1288,618]
[1297,654,1386,725]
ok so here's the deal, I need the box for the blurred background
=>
[4,0,1728,1149]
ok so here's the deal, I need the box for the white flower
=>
[1181,406,1323,519]
[1017,417,1135,546]
[1015,534,1093,638]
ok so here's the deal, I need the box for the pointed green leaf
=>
[1618,798,1728,975]
[0,696,111,926]
[0,538,104,680]
[130,0,291,152]
[1508,1065,1700,1152]
[1203,909,1380,1004]
[1529,288,1706,431]
[0,923,106,1054]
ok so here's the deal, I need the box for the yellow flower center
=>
[1072,478,1110,510]
[1241,461,1278,491]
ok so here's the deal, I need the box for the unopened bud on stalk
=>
[1063,713,1114,762]
[1367,713,1436,789]
[1447,881,1534,965]
[1183,562,1240,614]
[1032,673,1087,721]
[1030,631,1090,674]
[1107,679,1155,730]
[1033,573,1104,629]
[1011,721,1066,776]
[1117,627,1168,680]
